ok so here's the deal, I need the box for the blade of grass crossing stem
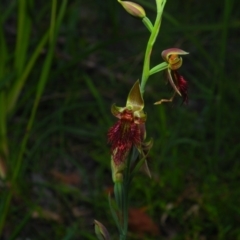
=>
[50,0,57,44]
[13,0,67,181]
[0,91,7,179]
[14,0,31,76]
[0,0,68,236]
[7,32,48,114]
[83,74,111,125]
[108,194,122,235]
[0,20,8,178]
[7,0,66,115]
[9,211,32,240]
[0,22,8,73]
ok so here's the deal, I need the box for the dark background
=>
[0,0,239,239]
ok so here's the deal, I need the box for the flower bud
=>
[94,220,110,240]
[118,1,146,18]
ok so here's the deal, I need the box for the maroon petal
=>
[172,70,188,104]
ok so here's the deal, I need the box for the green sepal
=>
[111,104,125,119]
[126,80,144,112]
[162,48,189,62]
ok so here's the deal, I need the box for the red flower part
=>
[108,81,146,165]
[160,49,189,99]
[108,109,145,165]
[171,70,188,104]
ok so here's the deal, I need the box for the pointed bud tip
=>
[126,80,144,111]
[119,1,146,18]
[162,48,189,61]
[94,220,110,240]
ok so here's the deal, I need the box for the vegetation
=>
[0,0,239,239]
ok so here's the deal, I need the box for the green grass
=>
[0,0,240,239]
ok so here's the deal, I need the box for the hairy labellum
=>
[108,109,144,165]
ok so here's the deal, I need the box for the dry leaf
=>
[72,207,91,217]
[32,208,62,223]
[0,156,7,179]
[128,207,160,237]
[50,169,81,185]
[104,186,114,195]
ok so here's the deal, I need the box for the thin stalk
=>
[122,171,129,239]
[50,0,57,44]
[7,32,49,114]
[0,91,7,179]
[14,0,31,76]
[214,0,232,158]
[0,19,8,178]
[120,148,136,240]
[140,0,167,94]
[12,0,66,183]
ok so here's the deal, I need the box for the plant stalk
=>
[140,0,167,94]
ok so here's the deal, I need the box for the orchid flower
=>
[155,48,189,105]
[108,81,146,166]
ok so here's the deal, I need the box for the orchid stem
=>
[140,0,167,94]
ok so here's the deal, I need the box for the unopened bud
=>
[94,220,110,240]
[118,1,146,18]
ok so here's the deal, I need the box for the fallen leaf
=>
[0,156,7,179]
[50,169,81,185]
[72,207,91,217]
[32,208,62,223]
[104,186,114,195]
[128,207,160,238]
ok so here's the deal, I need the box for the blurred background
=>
[0,0,239,239]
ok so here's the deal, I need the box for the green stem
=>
[140,0,167,94]
[0,20,8,178]
[120,148,136,240]
[149,62,168,75]
[7,32,48,114]
[0,91,7,179]
[14,0,31,76]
